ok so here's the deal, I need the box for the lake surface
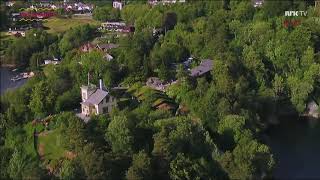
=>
[266,117,320,178]
[0,67,27,94]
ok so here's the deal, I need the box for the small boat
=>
[11,75,23,82]
[11,71,34,82]
[12,68,18,72]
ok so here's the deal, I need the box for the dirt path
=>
[35,130,53,137]
[38,143,45,160]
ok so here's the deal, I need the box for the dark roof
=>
[81,101,92,106]
[86,89,108,105]
[190,59,213,77]
[96,43,119,50]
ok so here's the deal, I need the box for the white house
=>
[80,80,117,117]
[104,53,114,61]
[50,4,57,10]
[253,0,264,7]
[44,59,60,65]
[113,0,124,10]
[44,57,61,65]
[6,1,15,7]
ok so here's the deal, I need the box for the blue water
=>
[0,67,27,94]
[266,117,320,178]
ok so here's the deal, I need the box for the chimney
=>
[99,79,103,90]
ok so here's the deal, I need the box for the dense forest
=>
[1,0,320,179]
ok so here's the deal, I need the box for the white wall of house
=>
[113,1,123,10]
[81,104,91,116]
[95,104,100,114]
[81,87,95,101]
[96,98,108,114]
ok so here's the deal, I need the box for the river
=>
[266,117,320,178]
[0,67,27,94]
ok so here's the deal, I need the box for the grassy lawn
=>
[0,31,14,41]
[38,129,66,161]
[43,17,100,34]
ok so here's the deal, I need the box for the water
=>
[0,67,27,94]
[266,117,320,178]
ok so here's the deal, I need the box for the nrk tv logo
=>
[285,11,308,17]
[283,10,307,28]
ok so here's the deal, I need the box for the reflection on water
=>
[266,117,320,178]
[0,67,27,94]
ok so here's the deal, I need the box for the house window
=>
[82,93,86,98]
[103,107,108,113]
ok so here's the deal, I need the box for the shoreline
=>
[0,63,17,68]
[0,67,28,94]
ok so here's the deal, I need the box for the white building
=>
[44,59,60,65]
[253,0,264,8]
[80,80,117,117]
[104,53,114,61]
[113,1,124,10]
[6,1,15,7]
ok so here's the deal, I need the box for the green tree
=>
[162,12,177,32]
[158,61,170,81]
[176,64,189,81]
[59,25,95,55]
[55,88,80,113]
[0,7,9,30]
[106,115,134,154]
[169,153,210,180]
[78,143,107,179]
[93,6,121,21]
[8,149,44,179]
[126,151,153,180]
[217,115,275,179]
[29,81,55,118]
[0,147,12,179]
[29,52,46,70]
[59,159,83,180]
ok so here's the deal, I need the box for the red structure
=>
[20,11,56,19]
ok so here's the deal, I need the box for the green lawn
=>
[43,17,100,34]
[38,129,66,161]
[0,31,14,41]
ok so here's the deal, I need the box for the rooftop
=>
[85,89,108,105]
[190,59,213,77]
[96,43,119,50]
